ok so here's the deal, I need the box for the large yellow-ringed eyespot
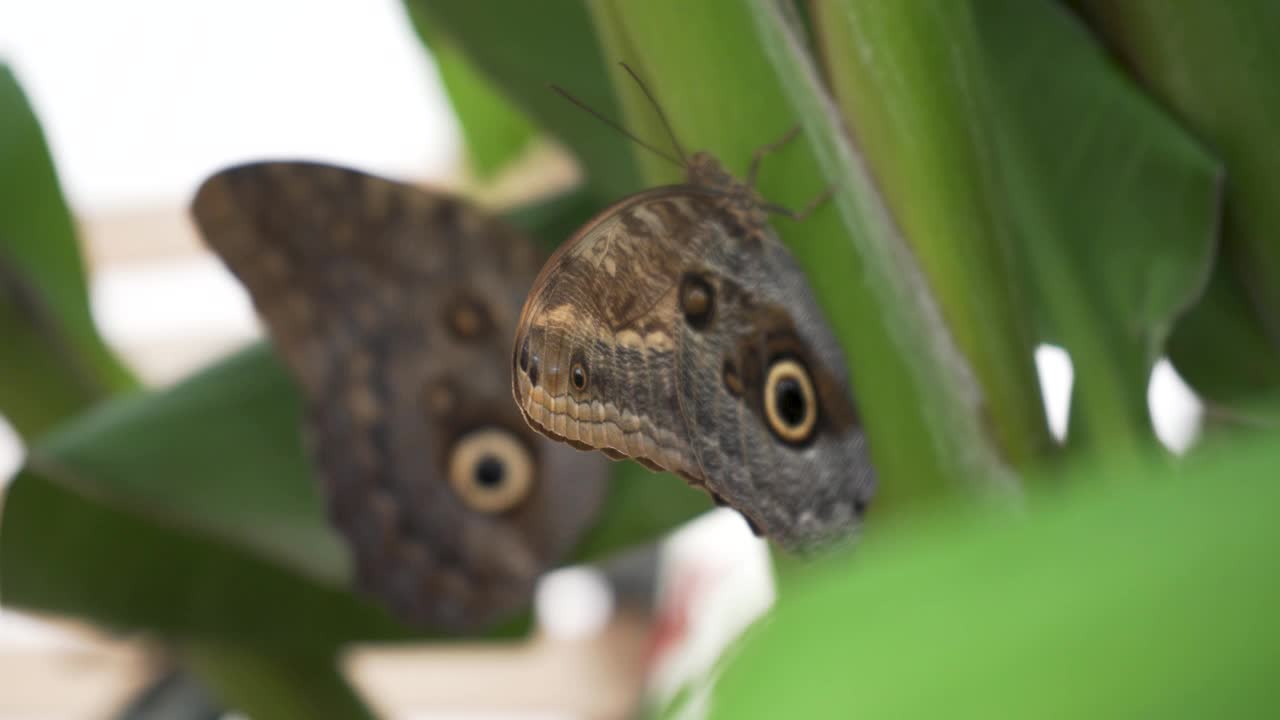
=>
[763,358,818,444]
[448,429,535,513]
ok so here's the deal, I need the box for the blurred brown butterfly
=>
[512,66,876,551]
[192,161,608,630]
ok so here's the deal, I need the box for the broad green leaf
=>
[403,11,537,179]
[1072,0,1280,411]
[27,344,349,584]
[819,0,1219,465]
[813,1,1051,480]
[0,64,137,438]
[588,0,1016,511]
[0,470,412,651]
[1166,264,1280,424]
[710,430,1280,719]
[967,0,1220,458]
[401,0,641,200]
[183,643,374,720]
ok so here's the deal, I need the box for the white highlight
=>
[534,566,614,641]
[1034,344,1074,442]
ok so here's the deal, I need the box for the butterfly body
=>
[193,161,608,630]
[513,153,875,551]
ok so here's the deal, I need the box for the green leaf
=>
[1071,0,1280,409]
[183,643,374,720]
[403,11,537,179]
[710,430,1280,718]
[1165,264,1280,423]
[0,64,138,438]
[813,1,1051,478]
[401,0,641,200]
[968,0,1220,457]
[587,0,1017,510]
[815,0,1219,463]
[27,344,349,584]
[0,468,410,651]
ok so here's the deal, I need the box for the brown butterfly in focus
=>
[512,65,877,552]
[192,161,608,630]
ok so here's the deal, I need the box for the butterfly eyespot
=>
[518,337,531,372]
[764,358,818,445]
[446,295,492,341]
[422,380,456,418]
[679,273,715,330]
[448,429,535,513]
[571,362,588,391]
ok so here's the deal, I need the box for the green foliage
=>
[402,0,641,200]
[710,429,1280,718]
[402,7,536,179]
[0,65,137,438]
[1072,0,1280,420]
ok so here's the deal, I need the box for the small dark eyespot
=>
[854,498,869,517]
[518,337,530,372]
[571,362,588,391]
[528,359,539,387]
[679,273,715,330]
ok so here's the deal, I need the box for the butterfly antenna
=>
[548,83,684,170]
[618,62,688,166]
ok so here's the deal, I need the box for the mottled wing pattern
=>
[193,161,607,630]
[513,188,875,551]
[516,190,704,477]
[669,215,875,549]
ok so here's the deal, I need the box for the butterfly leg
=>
[746,125,802,187]
[761,186,833,222]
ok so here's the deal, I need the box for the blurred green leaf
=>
[184,643,374,720]
[27,344,349,584]
[404,12,537,179]
[1166,264,1280,423]
[1072,0,1280,410]
[588,0,1016,509]
[711,430,1280,718]
[0,64,137,438]
[0,468,410,650]
[969,0,1220,457]
[813,1,1051,480]
[812,0,1219,463]
[401,0,641,199]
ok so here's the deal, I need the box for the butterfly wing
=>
[513,189,874,550]
[193,161,608,629]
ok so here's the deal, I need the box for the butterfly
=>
[192,161,608,630]
[511,66,876,552]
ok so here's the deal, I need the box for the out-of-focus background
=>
[0,3,775,718]
[0,1,1212,718]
